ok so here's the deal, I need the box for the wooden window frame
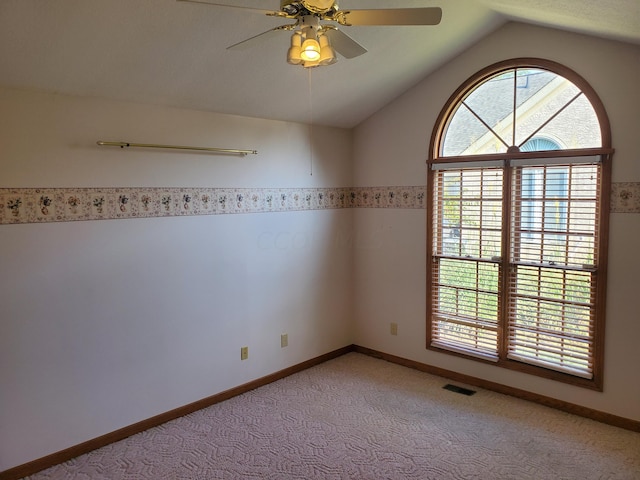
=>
[427,58,613,391]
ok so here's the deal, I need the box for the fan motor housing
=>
[280,1,338,15]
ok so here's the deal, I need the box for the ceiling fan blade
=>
[176,0,283,17]
[324,29,367,59]
[227,25,294,51]
[337,7,442,26]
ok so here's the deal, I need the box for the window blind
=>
[429,159,601,379]
[431,166,503,359]
[508,162,600,378]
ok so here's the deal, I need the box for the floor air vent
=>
[443,384,476,396]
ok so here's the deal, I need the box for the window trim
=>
[427,58,613,391]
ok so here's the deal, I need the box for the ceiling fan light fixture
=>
[287,31,303,65]
[300,39,320,61]
[181,1,444,68]
[318,32,336,65]
[300,29,321,62]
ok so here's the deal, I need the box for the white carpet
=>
[23,353,640,479]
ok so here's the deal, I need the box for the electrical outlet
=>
[240,346,248,360]
[281,333,288,348]
[390,322,398,336]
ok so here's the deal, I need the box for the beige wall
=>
[0,89,355,470]
[353,22,640,421]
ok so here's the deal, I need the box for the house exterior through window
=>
[427,58,613,390]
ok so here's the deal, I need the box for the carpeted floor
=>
[22,353,640,479]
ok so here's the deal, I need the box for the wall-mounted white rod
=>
[96,141,257,156]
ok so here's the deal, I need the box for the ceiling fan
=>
[177,0,442,67]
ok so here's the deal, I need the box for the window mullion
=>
[512,68,517,151]
[499,163,513,360]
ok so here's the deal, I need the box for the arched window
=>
[427,59,613,390]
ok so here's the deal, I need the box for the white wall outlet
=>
[390,322,398,336]
[281,333,288,348]
[240,346,248,360]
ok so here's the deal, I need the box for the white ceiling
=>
[0,0,638,128]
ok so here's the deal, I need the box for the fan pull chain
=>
[308,67,313,176]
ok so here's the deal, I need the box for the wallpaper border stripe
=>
[1,183,638,224]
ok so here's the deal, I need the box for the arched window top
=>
[430,58,612,160]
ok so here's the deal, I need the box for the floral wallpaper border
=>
[0,183,637,225]
[0,186,426,225]
[610,183,640,213]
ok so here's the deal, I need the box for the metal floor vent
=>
[443,384,476,396]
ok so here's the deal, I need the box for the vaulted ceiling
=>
[1,0,638,128]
